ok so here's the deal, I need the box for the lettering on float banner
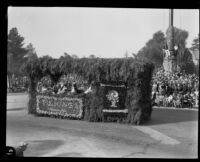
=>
[36,95,83,118]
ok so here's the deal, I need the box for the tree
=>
[63,52,72,59]
[190,33,199,51]
[89,54,96,58]
[124,51,129,58]
[137,28,192,71]
[19,43,38,75]
[189,33,199,64]
[7,27,28,76]
[132,53,137,58]
[174,29,197,74]
[189,34,199,75]
[137,30,165,68]
[24,43,38,60]
[71,54,78,59]
[177,48,196,74]
[173,27,189,50]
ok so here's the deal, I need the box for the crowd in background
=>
[151,68,199,108]
[8,75,29,92]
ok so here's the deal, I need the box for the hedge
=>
[23,56,154,125]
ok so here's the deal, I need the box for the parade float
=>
[22,56,154,125]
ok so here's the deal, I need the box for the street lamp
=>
[174,45,178,51]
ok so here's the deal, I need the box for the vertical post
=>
[167,9,174,51]
[169,9,173,26]
[163,9,177,73]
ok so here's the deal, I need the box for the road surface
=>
[6,93,198,158]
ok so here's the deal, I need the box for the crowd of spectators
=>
[151,68,199,108]
[8,75,29,92]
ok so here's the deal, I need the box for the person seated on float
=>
[57,82,68,94]
[41,85,48,93]
[62,83,68,93]
[84,81,95,94]
[57,84,61,92]
[57,84,62,94]
[71,82,84,94]
[52,84,59,94]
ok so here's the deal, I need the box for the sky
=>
[8,7,199,58]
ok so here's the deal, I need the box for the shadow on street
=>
[144,108,198,126]
[23,140,64,157]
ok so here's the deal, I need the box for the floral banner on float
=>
[100,82,128,113]
[36,95,83,118]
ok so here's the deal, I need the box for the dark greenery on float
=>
[22,56,154,125]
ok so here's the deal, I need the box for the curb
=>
[7,92,28,96]
[153,106,198,111]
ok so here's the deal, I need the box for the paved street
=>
[6,93,198,158]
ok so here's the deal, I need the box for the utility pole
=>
[163,9,177,73]
[167,9,174,51]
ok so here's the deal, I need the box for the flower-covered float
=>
[22,56,154,125]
